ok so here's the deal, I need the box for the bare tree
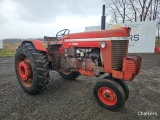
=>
[152,0,159,20]
[104,0,160,23]
[129,0,137,22]
[105,0,131,23]
[143,0,152,20]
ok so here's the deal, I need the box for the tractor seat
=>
[44,36,62,45]
[44,36,57,41]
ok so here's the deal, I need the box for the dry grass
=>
[0,41,49,57]
[0,42,21,57]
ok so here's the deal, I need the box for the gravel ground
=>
[0,54,160,120]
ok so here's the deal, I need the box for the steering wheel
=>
[56,29,70,40]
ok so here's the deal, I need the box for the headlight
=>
[100,42,106,48]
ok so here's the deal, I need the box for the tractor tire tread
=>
[32,53,44,56]
[15,42,50,95]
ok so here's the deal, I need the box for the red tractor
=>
[15,27,141,111]
[15,6,142,111]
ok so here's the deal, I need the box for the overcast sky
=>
[0,0,106,39]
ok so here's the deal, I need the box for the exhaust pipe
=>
[101,4,106,30]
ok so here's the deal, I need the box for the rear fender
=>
[21,40,47,52]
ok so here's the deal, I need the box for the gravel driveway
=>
[0,54,159,120]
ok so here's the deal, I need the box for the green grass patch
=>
[0,48,16,57]
[155,38,160,47]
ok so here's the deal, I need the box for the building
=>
[0,40,3,49]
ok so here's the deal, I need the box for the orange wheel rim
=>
[17,56,33,87]
[98,86,117,106]
[18,61,29,81]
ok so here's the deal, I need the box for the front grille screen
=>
[112,40,128,70]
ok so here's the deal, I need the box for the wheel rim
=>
[17,56,33,87]
[98,86,117,106]
[18,61,29,81]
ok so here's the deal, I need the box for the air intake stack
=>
[101,4,106,30]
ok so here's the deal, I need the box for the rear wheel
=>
[93,79,126,111]
[59,71,79,80]
[15,43,50,95]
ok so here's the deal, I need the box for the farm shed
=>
[0,40,3,49]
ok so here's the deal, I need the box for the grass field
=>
[0,42,48,57]
[0,43,21,57]
[155,38,160,47]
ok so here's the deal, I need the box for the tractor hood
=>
[65,27,130,39]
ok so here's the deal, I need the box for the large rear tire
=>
[15,43,50,95]
[93,79,126,111]
[59,71,79,80]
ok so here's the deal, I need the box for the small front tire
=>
[93,79,126,111]
[114,79,129,101]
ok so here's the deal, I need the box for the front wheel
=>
[93,79,126,111]
[114,79,129,101]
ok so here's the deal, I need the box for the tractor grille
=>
[112,40,128,70]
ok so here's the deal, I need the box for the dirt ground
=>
[0,54,160,120]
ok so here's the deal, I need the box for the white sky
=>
[0,0,108,39]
